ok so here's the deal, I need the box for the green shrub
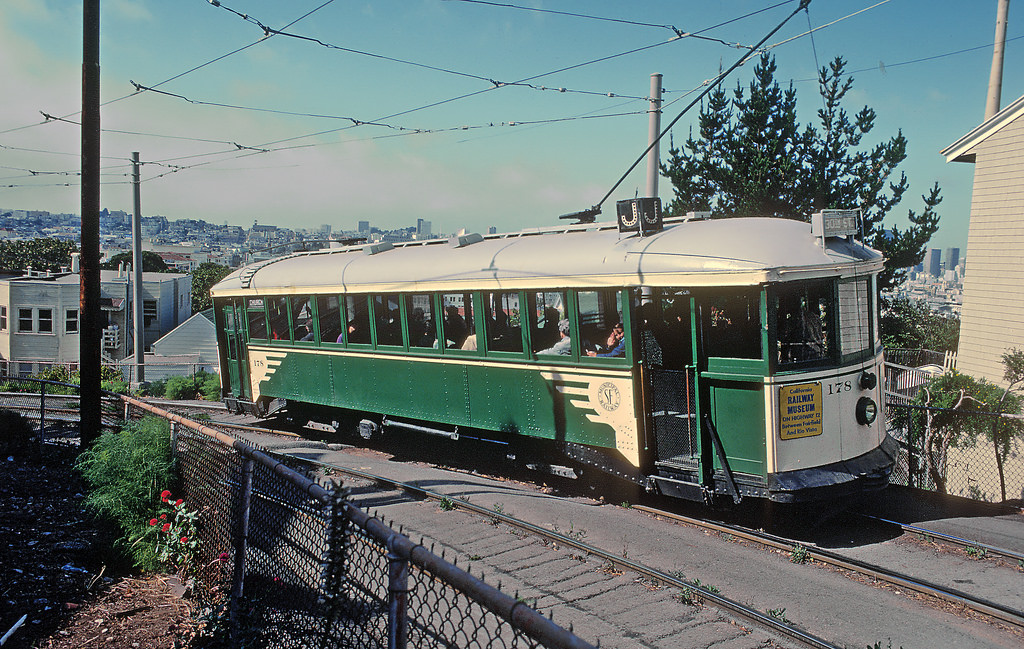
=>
[76,416,176,570]
[164,375,196,400]
[202,374,221,401]
[142,378,168,398]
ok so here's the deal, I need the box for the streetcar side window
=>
[530,291,569,356]
[441,293,474,350]
[485,291,523,353]
[246,298,267,340]
[268,297,290,341]
[317,295,343,344]
[578,290,624,358]
[290,296,314,343]
[406,294,437,349]
[838,278,873,357]
[702,291,761,359]
[774,281,834,366]
[373,294,403,347]
[346,295,372,345]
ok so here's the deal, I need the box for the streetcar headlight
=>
[856,397,878,425]
[859,370,877,391]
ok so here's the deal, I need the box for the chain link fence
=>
[0,376,121,450]
[121,397,595,649]
[886,401,1024,504]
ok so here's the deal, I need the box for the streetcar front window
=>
[838,278,873,357]
[775,281,833,367]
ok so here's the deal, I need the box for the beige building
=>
[941,93,1024,384]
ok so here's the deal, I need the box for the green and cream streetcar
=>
[211,203,895,504]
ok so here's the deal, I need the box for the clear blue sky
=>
[2,1,1021,251]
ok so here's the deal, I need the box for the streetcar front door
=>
[221,299,250,401]
[640,291,702,485]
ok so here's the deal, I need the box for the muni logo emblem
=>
[597,382,621,412]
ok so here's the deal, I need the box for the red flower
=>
[149,518,158,526]
[180,536,188,544]
[174,499,183,507]
[159,514,167,520]
[217,552,229,562]
[161,523,171,532]
[160,490,172,502]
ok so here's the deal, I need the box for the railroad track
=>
[242,442,843,649]
[198,415,1024,638]
[630,505,1024,631]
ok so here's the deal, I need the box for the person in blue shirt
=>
[587,322,624,357]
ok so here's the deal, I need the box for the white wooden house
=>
[941,93,1024,384]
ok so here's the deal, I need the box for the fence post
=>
[230,457,255,643]
[386,534,409,649]
[38,382,46,451]
[169,421,178,454]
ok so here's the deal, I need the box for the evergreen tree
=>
[0,238,78,272]
[662,53,940,292]
[189,262,233,311]
[101,250,170,273]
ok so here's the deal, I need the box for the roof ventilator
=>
[449,232,484,248]
[363,241,394,256]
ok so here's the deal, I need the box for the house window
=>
[37,309,53,333]
[66,309,79,334]
[143,300,158,326]
[18,308,33,332]
[0,305,6,331]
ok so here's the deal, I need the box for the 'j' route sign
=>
[779,383,823,440]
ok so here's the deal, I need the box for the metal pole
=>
[38,382,46,451]
[985,0,1011,120]
[79,0,102,447]
[645,73,663,199]
[131,152,145,383]
[230,458,255,643]
[387,535,409,649]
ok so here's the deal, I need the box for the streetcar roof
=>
[210,216,884,297]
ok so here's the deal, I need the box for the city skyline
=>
[3,1,1021,251]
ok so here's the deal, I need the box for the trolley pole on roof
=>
[131,152,145,384]
[645,73,663,199]
[80,0,101,447]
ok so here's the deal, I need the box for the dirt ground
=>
[0,447,192,648]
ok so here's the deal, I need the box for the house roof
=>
[941,92,1024,163]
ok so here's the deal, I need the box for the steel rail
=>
[266,449,843,649]
[857,513,1024,563]
[633,506,1024,630]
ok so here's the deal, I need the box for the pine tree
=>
[661,53,939,292]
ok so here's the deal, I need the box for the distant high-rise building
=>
[926,248,943,277]
[358,220,370,234]
[320,224,332,236]
[416,218,432,238]
[944,247,960,272]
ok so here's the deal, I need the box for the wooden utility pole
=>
[986,0,1011,120]
[132,152,145,384]
[80,0,102,446]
